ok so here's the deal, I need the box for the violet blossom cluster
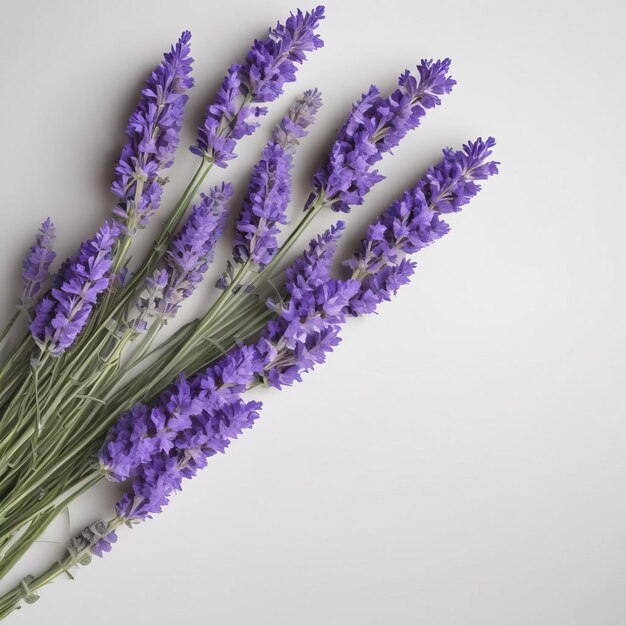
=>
[111,31,194,235]
[311,59,456,213]
[257,221,358,387]
[133,183,233,330]
[190,7,324,167]
[100,346,263,520]
[18,218,56,318]
[232,89,322,268]
[30,221,120,356]
[347,137,499,314]
[68,520,118,561]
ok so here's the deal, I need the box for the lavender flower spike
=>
[191,7,325,167]
[312,58,455,213]
[18,218,56,318]
[233,89,322,268]
[272,88,322,154]
[112,31,194,235]
[348,137,499,315]
[101,344,264,518]
[259,222,359,387]
[30,221,121,355]
[132,183,233,328]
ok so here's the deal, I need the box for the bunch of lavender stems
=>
[0,6,502,618]
[0,47,455,565]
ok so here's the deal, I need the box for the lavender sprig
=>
[190,7,325,167]
[132,183,233,330]
[232,89,322,268]
[30,221,120,356]
[100,344,263,515]
[347,137,499,314]
[259,222,358,387]
[311,59,456,213]
[18,219,56,319]
[111,31,194,236]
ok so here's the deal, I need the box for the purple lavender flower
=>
[100,344,262,482]
[114,395,263,521]
[348,137,499,314]
[418,136,500,213]
[285,220,344,288]
[233,89,322,268]
[18,218,56,318]
[311,59,455,213]
[112,32,194,235]
[272,88,322,153]
[102,344,264,520]
[115,453,183,520]
[30,221,121,355]
[69,521,118,559]
[99,403,154,482]
[132,183,232,328]
[257,222,358,387]
[191,7,325,167]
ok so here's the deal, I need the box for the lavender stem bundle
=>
[0,5,499,618]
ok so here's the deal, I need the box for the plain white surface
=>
[0,0,625,624]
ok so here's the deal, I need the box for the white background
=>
[0,0,625,624]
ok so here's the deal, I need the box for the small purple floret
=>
[18,218,56,317]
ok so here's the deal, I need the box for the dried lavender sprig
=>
[232,89,322,268]
[347,137,499,314]
[132,183,232,330]
[311,59,456,213]
[190,7,325,166]
[111,31,194,236]
[30,221,121,356]
[17,219,56,319]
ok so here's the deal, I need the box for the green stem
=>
[0,513,121,618]
[0,312,19,347]
[0,469,101,579]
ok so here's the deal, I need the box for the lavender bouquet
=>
[0,6,498,618]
